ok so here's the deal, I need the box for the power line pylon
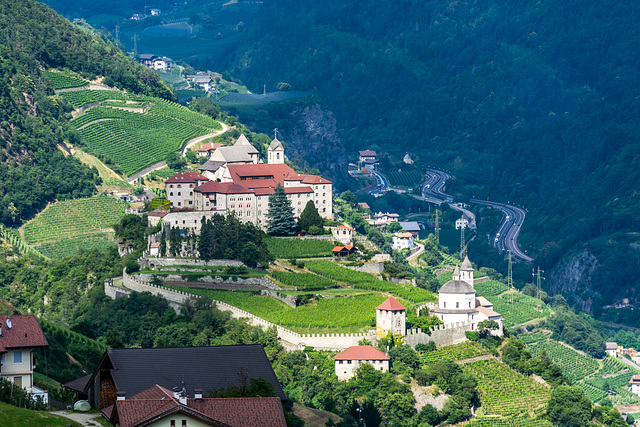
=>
[459,214,466,260]
[507,251,513,303]
[434,209,440,244]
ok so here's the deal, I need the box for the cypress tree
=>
[266,184,297,236]
[298,200,324,233]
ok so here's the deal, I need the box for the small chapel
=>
[433,255,504,335]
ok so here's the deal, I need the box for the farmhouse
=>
[331,245,357,257]
[392,232,414,250]
[630,375,640,396]
[358,150,379,171]
[65,345,286,411]
[433,257,504,335]
[398,221,420,237]
[0,315,49,400]
[196,142,224,157]
[105,384,286,427]
[152,56,174,71]
[334,346,390,381]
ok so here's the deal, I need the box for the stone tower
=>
[376,296,406,338]
[460,255,474,287]
[268,137,285,164]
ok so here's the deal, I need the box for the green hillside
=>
[20,196,127,259]
[63,89,222,175]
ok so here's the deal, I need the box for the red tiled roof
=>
[147,210,169,218]
[284,173,332,185]
[631,375,640,383]
[111,384,286,427]
[336,225,351,229]
[334,345,389,361]
[0,315,48,353]
[150,242,160,248]
[331,246,345,252]
[228,164,295,185]
[358,202,370,209]
[197,142,224,152]
[359,150,377,157]
[376,296,405,311]
[166,172,209,184]
[394,232,413,238]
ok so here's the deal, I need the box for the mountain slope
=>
[224,0,640,310]
[0,0,174,226]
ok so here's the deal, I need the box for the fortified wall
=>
[404,322,471,348]
[138,257,244,269]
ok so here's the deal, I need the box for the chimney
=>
[194,389,203,400]
[172,387,180,399]
[179,393,187,405]
[117,392,126,401]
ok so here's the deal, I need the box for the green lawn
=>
[0,402,81,427]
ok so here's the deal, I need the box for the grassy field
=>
[70,146,134,193]
[20,196,127,259]
[0,402,82,427]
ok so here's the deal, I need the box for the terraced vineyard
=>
[419,341,490,364]
[584,372,640,406]
[43,70,87,90]
[21,196,127,259]
[269,270,336,290]
[462,415,553,427]
[169,288,385,334]
[464,358,551,417]
[526,339,600,382]
[265,237,335,259]
[475,280,509,297]
[63,90,221,176]
[484,293,550,327]
[305,260,436,303]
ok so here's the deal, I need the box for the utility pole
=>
[507,251,513,303]
[133,33,138,56]
[536,266,544,311]
[459,214,466,260]
[115,25,120,45]
[434,209,440,244]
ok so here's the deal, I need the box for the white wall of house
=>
[0,349,34,392]
[376,309,406,338]
[335,359,389,381]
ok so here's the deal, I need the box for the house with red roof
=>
[376,297,406,338]
[196,142,225,157]
[334,345,389,381]
[630,375,640,396]
[331,225,353,245]
[0,315,48,398]
[331,245,357,257]
[105,384,286,427]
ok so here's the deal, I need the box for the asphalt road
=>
[422,168,533,263]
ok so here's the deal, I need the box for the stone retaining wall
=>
[139,257,244,269]
[404,321,471,348]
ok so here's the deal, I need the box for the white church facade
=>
[433,256,503,335]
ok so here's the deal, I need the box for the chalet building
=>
[376,296,406,338]
[165,172,209,209]
[334,346,390,381]
[138,54,157,67]
[331,245,357,257]
[358,150,379,171]
[64,345,286,411]
[105,384,286,427]
[152,57,174,71]
[433,257,504,335]
[0,315,48,400]
[186,75,213,91]
[392,232,414,250]
[331,225,353,245]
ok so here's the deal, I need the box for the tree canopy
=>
[266,184,297,236]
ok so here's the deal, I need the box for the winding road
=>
[422,168,533,263]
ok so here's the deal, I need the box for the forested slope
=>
[0,0,174,226]
[225,0,640,310]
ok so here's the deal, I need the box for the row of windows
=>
[338,359,384,364]
[0,351,22,363]
[168,192,193,197]
[442,301,472,308]
[167,184,195,189]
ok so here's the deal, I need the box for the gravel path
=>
[49,411,104,426]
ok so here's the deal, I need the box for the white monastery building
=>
[160,134,333,231]
[334,345,390,381]
[433,256,503,335]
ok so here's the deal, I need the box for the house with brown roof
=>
[630,375,640,396]
[105,384,286,427]
[392,232,414,250]
[331,245,357,257]
[0,315,48,399]
[197,142,225,158]
[334,346,390,381]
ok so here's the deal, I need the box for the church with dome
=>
[433,255,504,335]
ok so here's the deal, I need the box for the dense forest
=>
[218,0,640,311]
[0,0,174,226]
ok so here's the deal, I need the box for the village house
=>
[64,345,286,411]
[606,342,618,357]
[358,150,379,171]
[0,315,49,401]
[331,225,353,245]
[630,375,640,396]
[106,384,286,427]
[186,75,213,92]
[196,142,224,157]
[138,54,157,67]
[152,56,174,71]
[334,346,390,381]
[392,232,414,250]
[398,221,420,237]
[331,245,357,257]
[165,171,209,209]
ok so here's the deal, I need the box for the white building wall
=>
[439,292,476,311]
[376,309,406,338]
[166,182,200,209]
[0,349,34,392]
[335,359,389,381]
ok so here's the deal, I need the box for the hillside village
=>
[0,4,637,426]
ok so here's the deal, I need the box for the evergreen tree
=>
[266,184,297,236]
[298,200,324,233]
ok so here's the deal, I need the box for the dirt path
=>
[49,411,104,427]
[126,161,168,185]
[181,122,231,156]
